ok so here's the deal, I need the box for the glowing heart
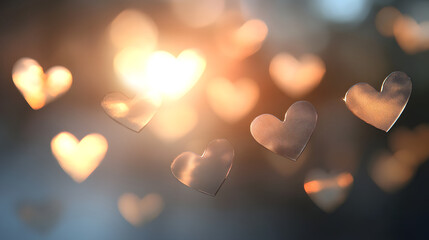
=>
[101,92,161,132]
[12,58,72,110]
[269,53,325,98]
[393,16,429,54]
[344,71,412,132]
[171,139,234,196]
[51,132,108,183]
[16,200,61,234]
[149,102,198,141]
[118,193,163,226]
[250,101,317,161]
[114,48,206,100]
[207,77,259,123]
[369,151,415,193]
[304,170,353,212]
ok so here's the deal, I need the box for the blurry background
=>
[0,0,428,239]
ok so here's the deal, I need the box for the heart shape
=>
[12,58,72,110]
[101,92,161,132]
[16,200,61,234]
[304,169,353,212]
[51,132,108,183]
[207,77,259,123]
[118,193,163,226]
[250,101,317,161]
[269,53,325,98]
[393,15,429,54]
[171,139,234,196]
[344,71,412,132]
[389,125,429,167]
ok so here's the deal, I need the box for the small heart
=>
[269,53,325,98]
[118,193,163,227]
[101,92,161,132]
[16,200,61,234]
[51,132,108,183]
[304,170,354,212]
[250,101,317,161]
[12,58,72,110]
[207,77,259,123]
[344,71,412,132]
[171,139,234,196]
[393,15,429,54]
[389,125,429,166]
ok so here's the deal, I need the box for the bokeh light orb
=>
[311,0,371,24]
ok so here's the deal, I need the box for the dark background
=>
[0,0,428,239]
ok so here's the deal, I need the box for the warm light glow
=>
[393,16,429,54]
[149,103,198,141]
[109,9,158,51]
[304,180,322,194]
[114,48,206,100]
[12,58,72,110]
[51,132,108,183]
[170,0,225,28]
[375,7,402,37]
[207,77,259,123]
[118,193,163,227]
[269,53,325,98]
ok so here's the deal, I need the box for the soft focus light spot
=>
[312,0,371,24]
[109,9,158,50]
[375,7,402,37]
[114,47,152,89]
[51,132,108,183]
[12,58,72,110]
[170,0,225,28]
[149,103,198,141]
[206,77,259,123]
[269,53,325,98]
[118,193,163,227]
[393,16,429,54]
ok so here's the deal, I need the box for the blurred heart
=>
[344,71,412,132]
[207,77,259,123]
[118,193,163,227]
[16,200,61,234]
[269,53,325,98]
[389,125,429,167]
[101,92,161,132]
[393,15,429,54]
[171,139,234,196]
[12,58,72,110]
[250,101,317,161]
[304,170,353,212]
[51,132,108,183]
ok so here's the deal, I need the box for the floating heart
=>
[250,101,317,161]
[344,71,412,132]
[118,193,163,226]
[207,77,259,123]
[101,92,161,132]
[304,169,353,212]
[12,58,72,110]
[369,151,415,193]
[171,139,234,196]
[389,125,429,167]
[269,53,325,98]
[16,200,61,234]
[51,132,108,183]
[393,15,429,54]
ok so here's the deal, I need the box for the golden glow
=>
[114,49,206,100]
[375,7,402,37]
[51,132,108,183]
[269,53,325,98]
[170,0,225,28]
[149,103,198,141]
[304,172,353,194]
[393,16,429,54]
[12,58,72,110]
[109,9,158,50]
[207,77,259,123]
[118,193,163,227]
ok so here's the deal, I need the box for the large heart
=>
[118,193,163,226]
[12,58,72,110]
[101,92,161,132]
[51,132,108,183]
[344,71,412,132]
[206,77,259,123]
[250,101,317,161]
[269,53,325,98]
[16,200,61,234]
[171,139,234,196]
[304,169,354,212]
